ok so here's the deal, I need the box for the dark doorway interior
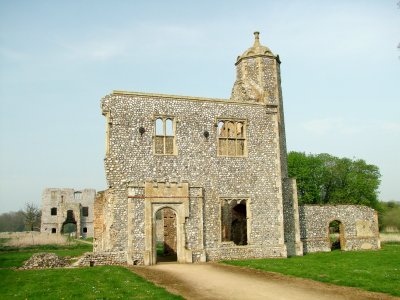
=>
[62,210,77,237]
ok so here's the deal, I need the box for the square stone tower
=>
[41,188,95,238]
[95,32,303,265]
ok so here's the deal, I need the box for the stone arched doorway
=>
[328,220,345,250]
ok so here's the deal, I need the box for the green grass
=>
[222,242,400,297]
[0,243,182,299]
[0,266,183,299]
[0,243,92,268]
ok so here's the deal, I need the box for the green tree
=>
[379,201,400,231]
[288,152,381,209]
[0,210,25,232]
[23,202,41,231]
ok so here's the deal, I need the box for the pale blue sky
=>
[0,1,399,213]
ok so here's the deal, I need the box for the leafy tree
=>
[23,202,41,231]
[0,210,25,232]
[288,152,381,209]
[379,201,400,231]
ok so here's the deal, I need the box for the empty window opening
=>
[51,207,57,215]
[51,228,57,233]
[329,220,344,250]
[155,208,177,263]
[221,200,248,246]
[217,119,246,156]
[154,117,176,155]
[82,206,89,217]
[74,192,82,200]
[82,227,88,233]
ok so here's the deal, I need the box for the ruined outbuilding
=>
[94,33,380,265]
[41,188,95,238]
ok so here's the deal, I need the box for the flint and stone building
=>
[41,188,95,238]
[93,33,380,266]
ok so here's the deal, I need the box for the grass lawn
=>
[222,242,400,297]
[0,266,183,299]
[0,243,182,299]
[0,243,93,268]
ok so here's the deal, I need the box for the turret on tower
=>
[231,32,281,104]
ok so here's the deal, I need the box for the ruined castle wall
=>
[282,178,303,256]
[41,188,95,237]
[299,205,380,253]
[101,93,287,262]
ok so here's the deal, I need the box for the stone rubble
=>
[20,253,71,270]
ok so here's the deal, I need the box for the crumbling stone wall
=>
[96,33,304,265]
[299,205,380,253]
[41,188,95,238]
[75,251,127,267]
[93,189,115,252]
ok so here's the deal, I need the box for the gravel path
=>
[130,262,397,300]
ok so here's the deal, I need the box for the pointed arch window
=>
[154,117,176,155]
[217,119,247,157]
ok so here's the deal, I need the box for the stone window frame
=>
[216,118,248,157]
[50,207,57,216]
[219,197,252,246]
[153,115,177,156]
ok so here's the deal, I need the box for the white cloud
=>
[380,122,400,132]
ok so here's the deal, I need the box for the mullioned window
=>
[217,119,246,157]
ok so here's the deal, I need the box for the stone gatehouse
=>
[41,188,95,238]
[93,33,380,266]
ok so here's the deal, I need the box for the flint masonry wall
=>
[98,93,289,264]
[299,205,380,253]
[93,32,308,265]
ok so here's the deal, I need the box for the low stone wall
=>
[206,244,287,261]
[75,251,127,267]
[299,205,380,253]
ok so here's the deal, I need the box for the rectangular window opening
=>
[82,207,89,217]
[154,117,176,155]
[217,119,247,157]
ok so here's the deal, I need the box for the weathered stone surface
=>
[299,205,380,253]
[41,188,95,238]
[20,253,70,269]
[75,251,126,267]
[91,32,379,266]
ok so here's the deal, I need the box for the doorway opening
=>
[155,207,177,262]
[221,202,248,246]
[62,210,77,237]
[329,220,344,250]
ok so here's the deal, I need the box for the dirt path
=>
[131,263,397,300]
